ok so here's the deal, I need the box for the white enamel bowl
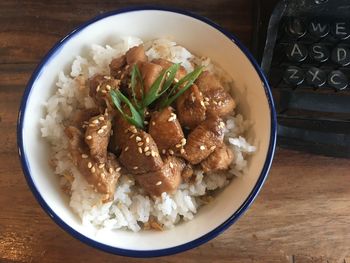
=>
[17,7,276,257]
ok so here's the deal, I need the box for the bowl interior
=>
[19,9,274,254]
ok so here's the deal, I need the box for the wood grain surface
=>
[1,1,350,262]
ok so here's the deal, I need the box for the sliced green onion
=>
[142,63,180,107]
[160,66,204,108]
[110,90,144,129]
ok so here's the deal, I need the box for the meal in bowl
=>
[40,37,256,231]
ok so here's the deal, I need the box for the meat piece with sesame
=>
[65,126,120,202]
[183,115,225,164]
[109,107,136,153]
[176,84,206,130]
[136,156,184,196]
[88,74,120,111]
[201,144,234,173]
[119,130,163,174]
[69,108,100,131]
[195,71,236,117]
[84,113,112,164]
[152,58,187,80]
[204,88,236,117]
[149,107,185,154]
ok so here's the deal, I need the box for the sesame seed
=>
[145,151,151,156]
[180,149,185,154]
[138,147,143,154]
[213,101,218,105]
[210,145,217,151]
[152,121,156,126]
[104,75,111,80]
[131,128,137,134]
[174,78,179,83]
[117,70,121,74]
[97,129,104,134]
[82,154,88,159]
[98,116,104,121]
[144,146,149,152]
[156,181,162,186]
[109,168,113,173]
[98,163,105,168]
[88,162,92,168]
[86,135,92,140]
[93,119,99,124]
[181,138,187,145]
[167,113,177,122]
[151,151,156,157]
[105,85,111,90]
[218,101,223,106]
[133,166,138,170]
[175,144,182,148]
[162,149,166,154]
[89,124,95,127]
[91,167,96,173]
[110,130,114,136]
[136,136,142,142]
[169,149,174,155]
[199,91,203,96]
[129,134,135,139]
[169,162,174,168]
[145,137,150,143]
[200,101,205,107]
[204,97,210,102]
[204,101,210,106]
[97,182,101,186]
[191,93,196,102]
[101,90,107,94]
[101,173,106,179]
[137,142,144,146]
[219,121,225,128]
[144,121,149,125]
[200,145,206,150]
[115,167,121,172]
[124,146,129,152]
[101,125,108,129]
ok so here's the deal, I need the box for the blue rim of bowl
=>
[17,6,277,258]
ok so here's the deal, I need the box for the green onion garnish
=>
[142,63,180,107]
[110,63,204,130]
[110,89,144,129]
[159,66,204,108]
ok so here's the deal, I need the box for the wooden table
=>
[1,1,349,262]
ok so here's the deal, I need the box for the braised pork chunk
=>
[201,144,234,173]
[183,116,225,164]
[176,84,206,129]
[149,107,185,154]
[65,126,120,202]
[135,156,184,196]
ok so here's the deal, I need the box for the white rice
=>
[40,37,256,232]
